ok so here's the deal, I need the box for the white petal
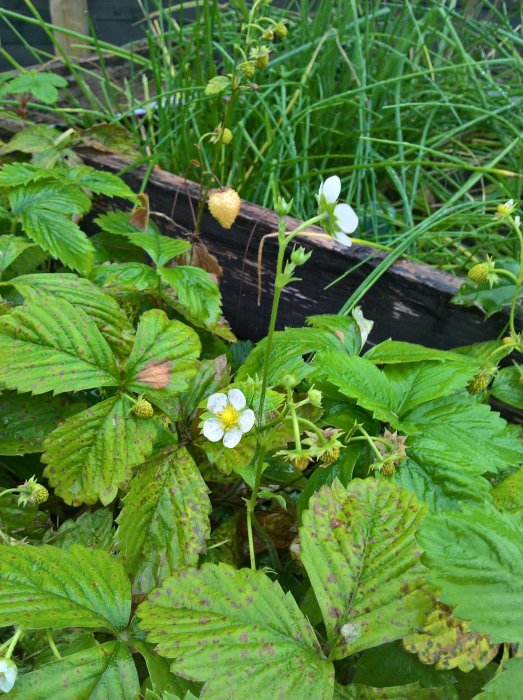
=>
[319,175,341,203]
[202,418,225,442]
[223,427,243,448]
[334,203,358,233]
[227,388,246,410]
[206,392,228,413]
[0,660,17,692]
[332,231,353,247]
[238,408,255,433]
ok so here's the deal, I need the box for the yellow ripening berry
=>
[467,263,489,284]
[291,456,310,472]
[467,371,491,395]
[502,336,514,346]
[380,460,396,477]
[262,29,274,41]
[254,52,270,70]
[221,127,233,145]
[239,61,256,78]
[322,447,340,466]
[274,22,288,38]
[133,399,154,418]
[208,187,241,229]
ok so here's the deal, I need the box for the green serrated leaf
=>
[0,235,38,274]
[0,391,83,455]
[0,162,44,187]
[93,262,158,292]
[364,340,468,365]
[9,272,135,357]
[160,265,222,327]
[0,544,130,631]
[5,71,67,104]
[9,183,94,275]
[55,166,137,200]
[0,124,60,156]
[127,234,190,267]
[124,309,201,399]
[315,351,398,425]
[0,297,119,395]
[116,447,211,593]
[237,327,345,386]
[300,478,432,658]
[418,506,523,645]
[43,395,158,506]
[474,657,523,700]
[491,366,523,409]
[9,641,140,700]
[51,510,115,551]
[205,75,230,95]
[137,563,334,700]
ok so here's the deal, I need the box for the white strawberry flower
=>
[202,388,255,448]
[317,175,358,247]
[0,658,17,693]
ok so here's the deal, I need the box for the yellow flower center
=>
[217,404,239,429]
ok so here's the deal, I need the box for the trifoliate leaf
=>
[0,235,38,273]
[116,447,211,594]
[126,234,190,267]
[137,563,334,700]
[0,298,119,395]
[8,642,140,700]
[403,605,498,672]
[124,309,201,400]
[0,544,130,631]
[237,327,345,387]
[159,265,222,328]
[418,506,523,644]
[0,391,83,455]
[314,351,398,425]
[9,182,94,274]
[9,272,135,357]
[491,366,523,409]
[300,478,432,658]
[205,75,230,95]
[4,71,67,104]
[43,395,158,506]
[474,657,523,700]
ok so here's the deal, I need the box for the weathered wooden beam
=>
[49,0,89,58]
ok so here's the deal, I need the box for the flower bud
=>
[290,246,312,267]
[0,657,17,693]
[274,196,293,216]
[262,29,274,41]
[133,398,154,418]
[281,373,298,389]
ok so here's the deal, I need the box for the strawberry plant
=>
[0,148,522,700]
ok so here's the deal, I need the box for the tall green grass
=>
[1,0,522,279]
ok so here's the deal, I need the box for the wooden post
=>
[49,0,90,59]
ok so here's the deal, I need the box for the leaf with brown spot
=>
[116,447,211,594]
[403,604,498,672]
[124,309,201,401]
[130,193,150,230]
[137,563,334,700]
[300,478,433,659]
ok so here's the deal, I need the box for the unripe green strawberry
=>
[239,61,256,78]
[467,370,491,394]
[33,484,49,504]
[133,398,154,418]
[381,460,396,477]
[467,263,489,283]
[208,187,241,229]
